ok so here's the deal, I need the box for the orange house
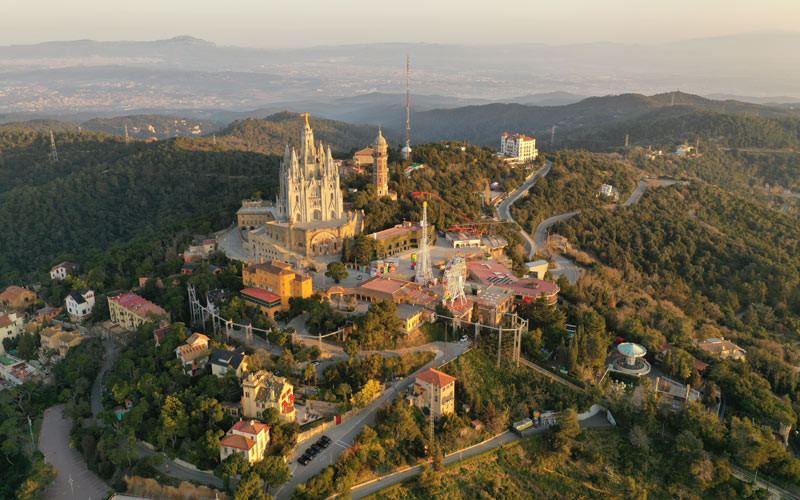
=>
[242,260,312,309]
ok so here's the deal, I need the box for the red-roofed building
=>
[413,368,456,417]
[175,333,211,375]
[466,260,558,304]
[50,261,79,281]
[500,132,538,162]
[240,287,283,320]
[354,276,440,307]
[108,292,169,331]
[0,286,37,310]
[219,420,271,463]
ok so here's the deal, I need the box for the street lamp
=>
[68,475,75,500]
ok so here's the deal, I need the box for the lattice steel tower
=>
[415,201,434,285]
[49,130,59,164]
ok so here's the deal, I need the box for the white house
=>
[65,290,95,322]
[0,312,23,353]
[50,262,78,281]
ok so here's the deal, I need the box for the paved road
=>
[39,405,111,500]
[531,211,581,284]
[350,411,612,499]
[274,342,467,499]
[90,338,119,417]
[496,161,552,257]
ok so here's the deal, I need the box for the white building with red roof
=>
[219,420,271,463]
[412,367,456,418]
[499,133,538,162]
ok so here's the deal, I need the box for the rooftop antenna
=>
[49,130,59,164]
[402,55,412,160]
[415,201,434,285]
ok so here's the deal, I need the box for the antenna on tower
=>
[402,55,412,161]
[415,201,434,285]
[49,130,59,164]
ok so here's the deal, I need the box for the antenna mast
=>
[49,130,59,164]
[402,55,412,160]
[415,201,434,285]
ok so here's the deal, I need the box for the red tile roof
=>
[231,420,270,436]
[416,367,456,388]
[109,292,167,318]
[241,287,281,303]
[220,433,256,451]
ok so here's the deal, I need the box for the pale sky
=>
[2,0,798,47]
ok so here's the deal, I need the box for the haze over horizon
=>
[3,0,800,47]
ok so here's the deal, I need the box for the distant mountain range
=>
[2,91,797,153]
[1,32,799,115]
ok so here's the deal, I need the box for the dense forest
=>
[0,129,279,284]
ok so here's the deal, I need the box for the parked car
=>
[298,455,311,465]
[460,335,468,342]
[311,360,320,366]
[306,447,318,457]
[316,438,329,449]
[311,443,323,453]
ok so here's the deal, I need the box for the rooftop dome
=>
[375,127,387,146]
[617,342,647,357]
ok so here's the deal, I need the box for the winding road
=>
[502,175,685,285]
[497,161,552,257]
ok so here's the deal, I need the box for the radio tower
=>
[401,56,412,161]
[49,130,59,164]
[415,201,434,285]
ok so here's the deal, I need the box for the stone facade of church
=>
[243,114,364,263]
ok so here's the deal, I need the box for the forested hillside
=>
[552,183,800,425]
[565,106,800,150]
[409,91,796,146]
[0,129,279,284]
[0,114,220,139]
[510,150,637,234]
[202,112,382,155]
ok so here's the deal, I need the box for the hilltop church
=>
[240,114,364,263]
